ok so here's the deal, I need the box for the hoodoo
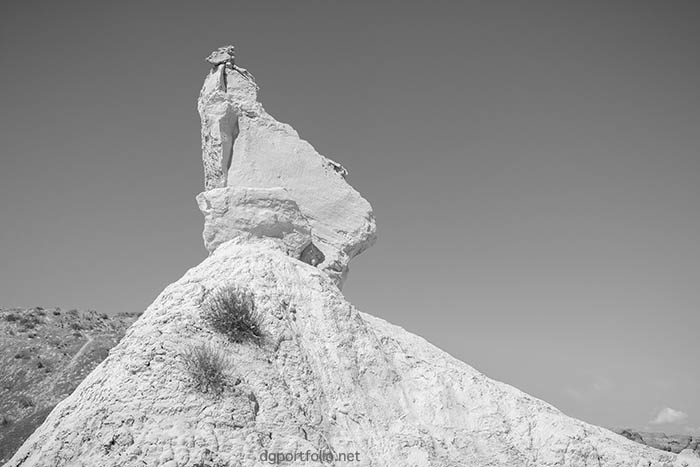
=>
[197,45,376,286]
[5,47,698,467]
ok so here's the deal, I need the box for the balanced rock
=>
[197,48,376,286]
[205,45,236,66]
[6,47,698,467]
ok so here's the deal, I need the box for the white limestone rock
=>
[197,49,376,286]
[6,240,696,467]
[206,45,236,66]
[196,187,311,258]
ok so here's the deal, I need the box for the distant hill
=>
[0,307,138,464]
[615,428,700,456]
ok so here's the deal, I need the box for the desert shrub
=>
[17,395,34,409]
[69,322,82,330]
[17,314,40,329]
[203,286,262,343]
[4,313,18,322]
[181,343,229,395]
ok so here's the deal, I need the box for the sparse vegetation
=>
[0,306,139,463]
[17,396,34,409]
[181,343,229,395]
[202,286,262,343]
[16,314,41,330]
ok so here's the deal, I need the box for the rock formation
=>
[615,429,700,457]
[5,47,699,467]
[197,45,375,286]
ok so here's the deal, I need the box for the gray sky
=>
[1,1,698,433]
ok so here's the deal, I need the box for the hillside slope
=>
[0,307,137,463]
[615,429,700,457]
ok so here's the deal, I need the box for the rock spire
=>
[197,45,375,286]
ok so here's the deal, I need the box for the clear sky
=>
[1,0,698,433]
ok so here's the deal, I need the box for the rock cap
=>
[206,45,236,66]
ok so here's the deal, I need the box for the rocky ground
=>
[615,429,700,456]
[0,307,138,464]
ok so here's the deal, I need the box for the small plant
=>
[181,343,229,395]
[203,286,262,343]
[17,314,40,329]
[4,313,17,322]
[17,395,34,409]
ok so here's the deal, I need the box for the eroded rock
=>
[6,242,698,467]
[205,45,235,66]
[196,187,311,258]
[197,47,376,286]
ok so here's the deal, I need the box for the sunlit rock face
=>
[197,45,376,286]
[196,187,311,258]
[6,47,700,467]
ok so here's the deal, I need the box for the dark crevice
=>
[220,65,227,91]
[300,242,325,267]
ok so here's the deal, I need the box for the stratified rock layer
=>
[197,48,376,286]
[196,187,311,257]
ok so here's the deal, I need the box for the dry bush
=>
[203,286,262,344]
[181,343,229,395]
[17,395,34,409]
